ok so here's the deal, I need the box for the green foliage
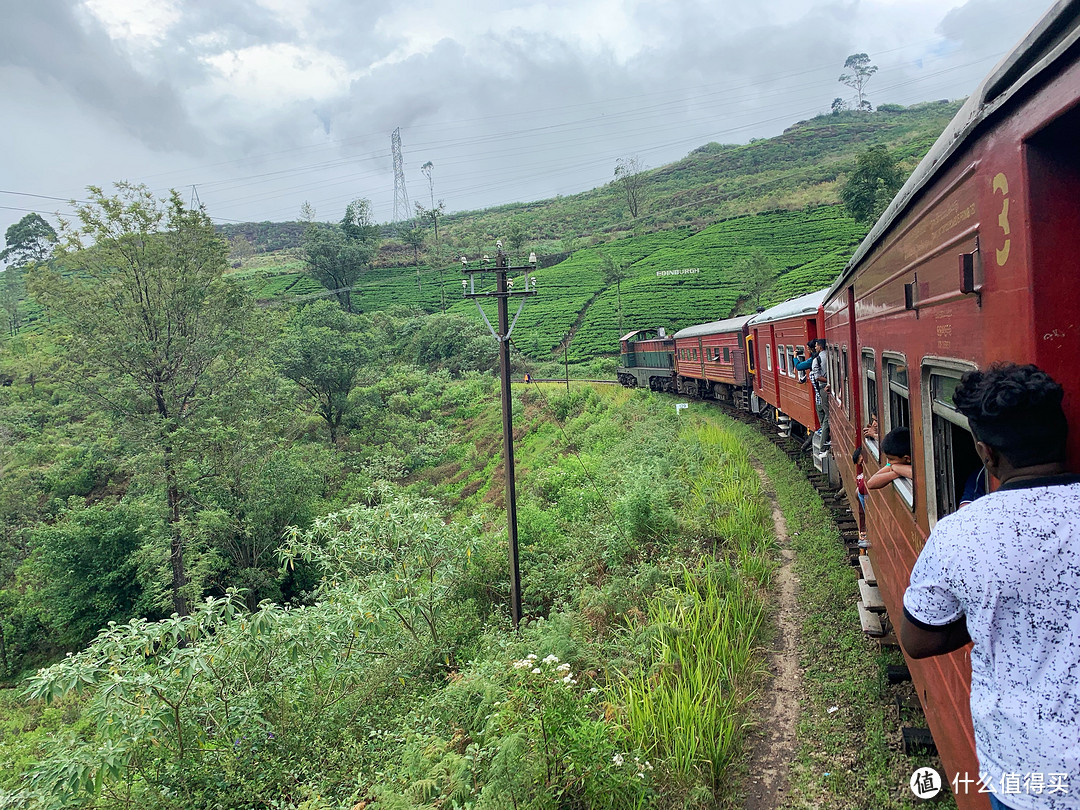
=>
[839,53,878,111]
[840,145,904,224]
[733,249,776,312]
[29,182,250,617]
[281,485,480,651]
[301,201,380,313]
[1,214,56,268]
[276,299,373,442]
[397,312,498,375]
[28,500,155,649]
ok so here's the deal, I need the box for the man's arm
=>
[899,608,971,659]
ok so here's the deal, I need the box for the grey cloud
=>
[0,0,203,152]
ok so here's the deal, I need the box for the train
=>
[618,2,1080,807]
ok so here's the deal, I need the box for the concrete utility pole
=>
[461,244,537,628]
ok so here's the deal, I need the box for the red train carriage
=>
[747,289,826,439]
[617,328,675,391]
[672,315,753,407]
[824,3,1080,806]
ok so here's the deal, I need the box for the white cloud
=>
[82,0,181,46]
[202,43,355,105]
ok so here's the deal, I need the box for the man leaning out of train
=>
[900,363,1080,810]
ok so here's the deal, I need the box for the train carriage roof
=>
[672,315,752,340]
[747,289,828,326]
[828,0,1080,299]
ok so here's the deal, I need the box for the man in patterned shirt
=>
[900,363,1080,810]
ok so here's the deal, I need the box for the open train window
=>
[922,362,980,527]
[723,347,730,363]
[766,343,772,371]
[862,351,879,459]
[883,353,913,508]
[884,355,910,432]
[785,345,794,377]
[747,336,756,373]
[827,346,844,410]
[840,347,850,418]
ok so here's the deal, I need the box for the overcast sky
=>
[0,0,1054,238]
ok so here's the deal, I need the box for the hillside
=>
[5,101,962,361]
[212,101,960,363]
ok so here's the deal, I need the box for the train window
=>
[778,346,786,375]
[883,354,913,509]
[884,356,910,432]
[862,351,879,459]
[723,347,730,363]
[828,347,843,408]
[766,343,772,371]
[841,347,850,418]
[923,363,980,527]
[747,336,756,373]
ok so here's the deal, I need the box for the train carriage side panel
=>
[827,9,1080,805]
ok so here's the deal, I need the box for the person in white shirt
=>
[901,363,1080,810]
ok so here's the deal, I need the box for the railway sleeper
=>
[901,727,938,756]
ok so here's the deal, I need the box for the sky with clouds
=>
[0,0,1055,237]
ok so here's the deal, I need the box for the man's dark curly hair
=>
[952,363,1068,467]
[881,426,910,458]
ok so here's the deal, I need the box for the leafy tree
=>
[599,251,630,336]
[1,213,57,336]
[29,182,247,616]
[275,299,372,443]
[734,250,777,311]
[402,312,498,375]
[504,218,526,255]
[1,212,56,267]
[839,53,878,111]
[301,200,379,313]
[831,97,848,115]
[614,156,647,219]
[399,223,425,266]
[840,145,904,224]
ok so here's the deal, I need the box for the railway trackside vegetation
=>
[720,417,955,810]
[8,387,781,809]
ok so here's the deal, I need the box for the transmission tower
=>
[391,128,410,224]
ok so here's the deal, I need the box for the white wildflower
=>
[542,654,560,665]
[512,660,531,669]
[588,687,599,694]
[526,653,538,660]
[612,753,624,767]
[556,663,571,673]
[531,667,542,674]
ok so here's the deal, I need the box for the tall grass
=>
[621,417,774,790]
[622,563,766,789]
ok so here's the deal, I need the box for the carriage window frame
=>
[784,345,794,378]
[766,343,772,371]
[862,350,879,460]
[778,345,787,375]
[838,345,846,419]
[921,359,979,528]
[882,351,913,509]
[723,346,730,363]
